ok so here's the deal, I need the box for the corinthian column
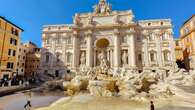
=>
[156,32,163,67]
[72,31,79,69]
[169,32,176,64]
[143,38,149,67]
[86,30,93,67]
[113,29,121,68]
[128,30,136,68]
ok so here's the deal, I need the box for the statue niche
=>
[98,50,108,68]
[122,50,128,66]
[95,38,110,68]
[80,51,86,66]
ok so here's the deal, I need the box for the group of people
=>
[0,75,36,87]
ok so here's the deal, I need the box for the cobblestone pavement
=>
[0,92,61,110]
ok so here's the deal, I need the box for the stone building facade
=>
[0,16,23,79]
[175,39,183,61]
[17,43,28,76]
[17,41,41,77]
[180,15,195,70]
[40,0,175,76]
[24,42,41,77]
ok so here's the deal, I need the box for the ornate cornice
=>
[73,23,137,31]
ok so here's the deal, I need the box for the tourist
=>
[150,101,155,110]
[24,91,32,109]
[24,100,32,109]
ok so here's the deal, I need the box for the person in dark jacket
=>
[150,101,155,110]
[24,100,32,109]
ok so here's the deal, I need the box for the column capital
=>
[73,30,78,36]
[142,30,148,36]
[126,28,135,35]
[85,30,93,36]
[113,29,120,35]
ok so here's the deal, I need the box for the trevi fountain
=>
[36,0,195,110]
[35,50,195,110]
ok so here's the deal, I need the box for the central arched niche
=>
[96,38,110,49]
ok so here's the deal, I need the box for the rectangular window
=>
[11,63,14,68]
[14,39,17,45]
[11,27,14,34]
[46,55,49,63]
[150,53,155,62]
[10,38,17,45]
[7,62,10,68]
[55,70,59,77]
[56,37,61,44]
[11,27,19,36]
[12,50,16,56]
[8,49,12,55]
[66,37,72,44]
[10,38,13,44]
[138,54,142,61]
[7,62,14,69]
[15,30,19,36]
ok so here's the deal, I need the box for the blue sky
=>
[0,0,194,47]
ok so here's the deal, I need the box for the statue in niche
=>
[122,51,128,66]
[80,52,86,65]
[98,50,108,68]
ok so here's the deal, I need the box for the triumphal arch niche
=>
[72,0,140,70]
[41,0,175,74]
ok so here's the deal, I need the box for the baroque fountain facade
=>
[41,0,195,102]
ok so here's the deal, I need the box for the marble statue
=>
[98,51,108,68]
[122,51,128,66]
[74,14,80,25]
[80,52,86,65]
[94,0,111,14]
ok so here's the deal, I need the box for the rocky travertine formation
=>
[61,59,195,99]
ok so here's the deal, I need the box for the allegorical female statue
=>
[122,51,128,65]
[80,52,86,65]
